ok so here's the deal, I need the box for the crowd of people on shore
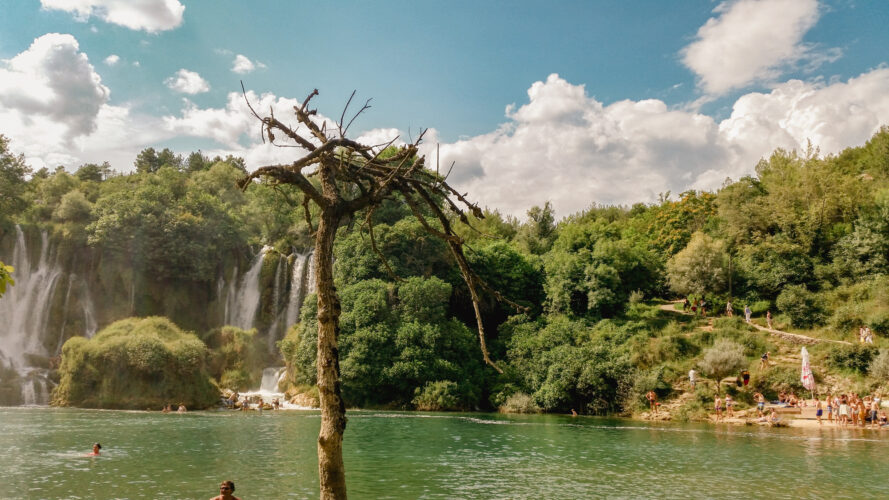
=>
[711,390,889,429]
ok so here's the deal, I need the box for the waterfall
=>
[0,226,64,405]
[266,254,288,352]
[284,251,312,330]
[224,246,271,329]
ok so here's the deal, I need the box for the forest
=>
[2,127,889,416]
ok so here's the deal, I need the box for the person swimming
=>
[211,480,241,500]
[88,443,102,456]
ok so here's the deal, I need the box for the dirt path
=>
[658,301,851,346]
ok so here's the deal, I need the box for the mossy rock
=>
[52,316,219,409]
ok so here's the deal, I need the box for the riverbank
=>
[638,402,889,431]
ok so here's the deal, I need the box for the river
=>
[2,407,888,499]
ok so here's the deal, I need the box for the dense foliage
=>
[52,317,219,409]
[5,127,889,413]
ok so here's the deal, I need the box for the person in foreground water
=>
[211,480,241,500]
[88,443,101,456]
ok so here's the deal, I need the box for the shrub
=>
[866,309,889,336]
[499,392,541,414]
[826,344,878,374]
[203,326,264,391]
[52,317,219,409]
[412,380,461,411]
[698,339,748,393]
[750,365,807,397]
[776,285,825,328]
[750,300,772,316]
[869,349,889,380]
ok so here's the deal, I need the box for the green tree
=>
[242,89,511,498]
[698,339,747,394]
[134,147,182,173]
[0,135,32,224]
[666,232,729,297]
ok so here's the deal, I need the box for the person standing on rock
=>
[646,390,658,414]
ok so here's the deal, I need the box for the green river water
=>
[2,407,888,499]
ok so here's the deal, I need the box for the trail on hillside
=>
[658,302,851,346]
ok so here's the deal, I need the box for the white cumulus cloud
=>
[681,0,829,95]
[40,0,185,33]
[0,33,109,143]
[0,33,166,170]
[231,54,265,74]
[429,72,889,218]
[104,54,119,66]
[164,69,210,94]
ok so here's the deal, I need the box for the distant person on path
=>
[865,326,874,344]
[646,390,658,414]
[744,305,752,324]
[211,480,241,500]
[760,352,770,370]
[766,310,772,329]
[88,443,101,456]
[682,297,689,311]
[859,326,866,343]
[699,299,707,317]
[725,300,733,317]
[689,368,697,390]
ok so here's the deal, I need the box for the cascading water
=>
[240,366,313,409]
[265,254,288,352]
[223,246,271,329]
[284,251,312,330]
[0,227,63,405]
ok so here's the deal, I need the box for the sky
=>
[1,0,888,218]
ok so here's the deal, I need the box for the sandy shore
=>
[640,405,889,431]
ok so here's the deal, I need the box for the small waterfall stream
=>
[224,246,271,329]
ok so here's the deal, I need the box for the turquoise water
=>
[2,407,889,499]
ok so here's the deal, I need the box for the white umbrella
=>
[801,346,815,394]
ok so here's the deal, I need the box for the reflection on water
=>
[2,408,888,499]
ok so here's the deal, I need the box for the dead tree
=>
[239,87,520,500]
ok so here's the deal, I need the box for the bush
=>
[52,317,219,409]
[412,380,462,411]
[869,349,889,380]
[499,392,541,414]
[203,326,264,391]
[698,339,748,393]
[750,365,807,397]
[866,309,889,336]
[826,344,878,374]
[776,285,825,328]
[750,300,772,316]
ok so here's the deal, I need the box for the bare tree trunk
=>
[314,209,347,500]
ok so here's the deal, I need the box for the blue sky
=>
[1,0,888,217]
